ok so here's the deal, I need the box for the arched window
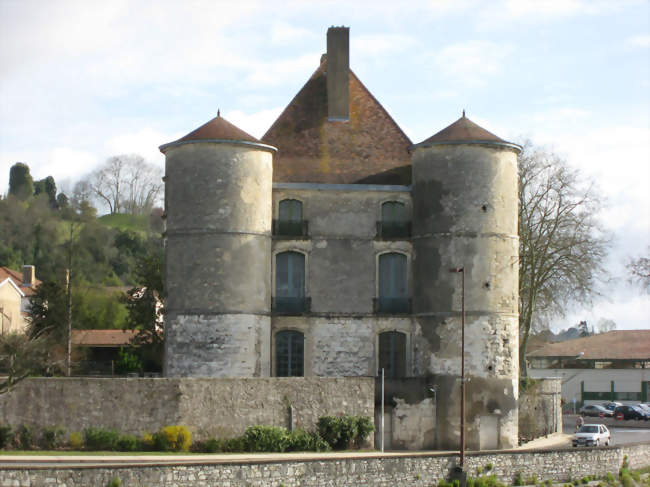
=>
[276,199,305,236]
[276,330,304,377]
[275,251,306,313]
[378,331,406,378]
[377,253,409,313]
[379,201,410,238]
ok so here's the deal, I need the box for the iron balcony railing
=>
[373,297,411,314]
[376,221,411,239]
[272,220,309,238]
[272,296,311,315]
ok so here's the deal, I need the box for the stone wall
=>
[519,378,563,441]
[1,443,649,486]
[0,377,373,439]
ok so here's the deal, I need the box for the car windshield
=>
[578,426,598,433]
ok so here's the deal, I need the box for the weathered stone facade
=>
[0,377,373,440]
[159,26,522,451]
[2,443,649,486]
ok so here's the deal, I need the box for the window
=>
[275,199,307,236]
[274,251,307,313]
[276,330,304,377]
[378,331,406,378]
[378,201,410,238]
[376,252,409,313]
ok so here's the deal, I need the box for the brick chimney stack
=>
[326,26,350,122]
[22,265,35,287]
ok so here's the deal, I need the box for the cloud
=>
[270,22,314,45]
[354,34,418,57]
[224,107,284,139]
[244,52,321,88]
[434,40,513,87]
[625,34,650,48]
[104,127,174,170]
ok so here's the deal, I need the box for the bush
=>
[68,431,83,450]
[84,427,120,451]
[39,426,66,450]
[114,347,142,375]
[286,428,330,452]
[222,436,245,453]
[191,437,222,453]
[116,434,139,452]
[18,424,34,450]
[317,415,375,450]
[243,425,289,453]
[158,425,192,452]
[0,425,12,449]
[107,477,121,487]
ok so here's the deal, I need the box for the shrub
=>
[107,477,121,487]
[0,425,12,449]
[513,472,523,486]
[18,424,34,450]
[158,425,192,452]
[354,415,375,447]
[114,347,142,375]
[222,436,245,453]
[244,425,289,453]
[117,434,139,452]
[317,415,374,450]
[68,432,83,450]
[286,429,330,452]
[191,437,222,453]
[39,426,66,450]
[84,427,120,451]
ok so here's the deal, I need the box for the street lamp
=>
[449,267,466,478]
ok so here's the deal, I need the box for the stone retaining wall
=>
[0,377,373,439]
[1,443,649,486]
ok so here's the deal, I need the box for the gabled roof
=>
[262,60,412,185]
[0,267,41,297]
[528,330,650,361]
[72,329,138,347]
[0,277,24,297]
[413,113,521,152]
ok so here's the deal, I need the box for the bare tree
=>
[518,140,611,376]
[83,154,162,215]
[627,248,650,293]
[0,332,50,395]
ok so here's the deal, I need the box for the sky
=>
[0,0,648,332]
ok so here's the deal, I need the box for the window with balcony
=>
[274,251,308,314]
[378,331,406,378]
[377,201,410,238]
[375,252,410,314]
[274,199,308,237]
[276,330,304,377]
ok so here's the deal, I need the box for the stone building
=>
[160,27,521,451]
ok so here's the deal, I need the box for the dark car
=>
[602,402,623,411]
[579,404,614,417]
[614,405,648,420]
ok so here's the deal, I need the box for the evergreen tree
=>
[8,163,34,200]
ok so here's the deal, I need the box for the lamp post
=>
[449,267,465,473]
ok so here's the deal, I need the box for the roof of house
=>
[261,59,412,185]
[177,112,260,143]
[0,267,41,297]
[417,113,506,145]
[527,330,650,361]
[71,329,138,347]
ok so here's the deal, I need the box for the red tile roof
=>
[528,331,650,361]
[416,113,505,145]
[176,112,260,144]
[0,267,41,297]
[72,329,138,347]
[262,59,412,184]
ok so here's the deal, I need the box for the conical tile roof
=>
[178,112,260,143]
[417,112,505,145]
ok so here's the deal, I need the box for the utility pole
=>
[65,223,74,377]
[449,267,466,485]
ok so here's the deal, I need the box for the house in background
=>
[71,329,138,375]
[527,330,650,407]
[0,265,40,334]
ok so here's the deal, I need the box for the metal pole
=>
[460,268,465,468]
[66,268,72,377]
[381,367,385,453]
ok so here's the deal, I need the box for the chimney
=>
[22,265,35,287]
[326,26,350,122]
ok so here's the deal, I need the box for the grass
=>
[98,213,150,233]
[0,450,184,456]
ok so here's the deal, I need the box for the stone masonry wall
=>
[519,378,563,441]
[0,377,373,439]
[1,443,649,486]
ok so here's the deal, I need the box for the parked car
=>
[636,403,650,415]
[614,405,648,420]
[601,402,623,411]
[572,424,610,447]
[579,404,614,417]
[633,404,650,420]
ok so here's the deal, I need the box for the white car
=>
[572,424,610,447]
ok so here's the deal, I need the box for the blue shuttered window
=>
[275,251,306,313]
[380,201,410,238]
[378,331,406,378]
[377,253,409,313]
[277,199,304,236]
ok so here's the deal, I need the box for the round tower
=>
[411,113,521,450]
[160,113,276,377]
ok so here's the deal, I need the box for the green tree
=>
[8,163,34,200]
[518,140,610,376]
[28,279,68,343]
[34,176,57,208]
[123,246,164,372]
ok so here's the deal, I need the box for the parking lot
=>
[564,415,650,445]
